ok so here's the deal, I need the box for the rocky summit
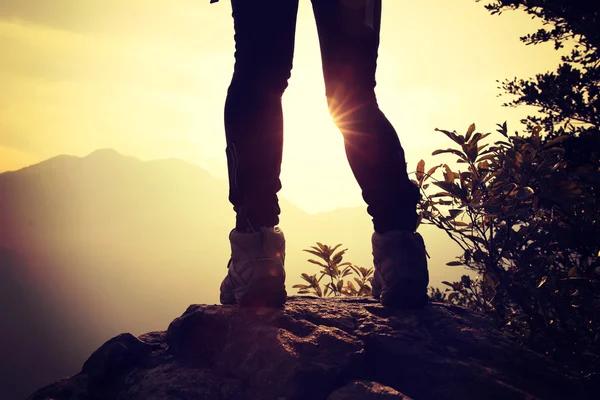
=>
[28,297,591,400]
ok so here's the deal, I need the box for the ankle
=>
[235,225,276,233]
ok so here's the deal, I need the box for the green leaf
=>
[465,141,480,162]
[316,284,323,297]
[432,181,466,200]
[448,209,463,219]
[426,164,442,179]
[446,261,463,266]
[330,243,343,253]
[450,220,470,227]
[435,128,463,145]
[476,132,492,142]
[541,135,569,149]
[304,249,323,258]
[465,123,475,142]
[464,234,486,245]
[496,121,508,137]
[568,266,578,278]
[432,148,467,160]
[429,191,453,198]
[332,254,343,265]
[416,159,425,184]
[444,164,457,181]
[307,259,328,268]
[292,284,309,289]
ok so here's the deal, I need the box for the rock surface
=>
[28,297,591,400]
[328,380,411,399]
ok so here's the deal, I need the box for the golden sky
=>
[0,0,567,213]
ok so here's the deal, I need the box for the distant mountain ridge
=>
[0,149,463,400]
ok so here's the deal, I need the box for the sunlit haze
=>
[1,0,565,213]
[0,2,577,398]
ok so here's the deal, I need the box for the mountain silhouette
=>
[29,297,592,400]
[0,149,463,399]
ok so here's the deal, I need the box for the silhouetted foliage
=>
[293,242,373,297]
[418,122,599,375]
[481,1,599,49]
[430,275,496,316]
[417,1,600,374]
[478,0,599,141]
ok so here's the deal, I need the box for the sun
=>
[282,74,346,164]
[277,65,365,213]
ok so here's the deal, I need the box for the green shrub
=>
[420,122,600,374]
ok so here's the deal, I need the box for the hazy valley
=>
[0,149,465,399]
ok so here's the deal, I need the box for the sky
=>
[0,0,568,214]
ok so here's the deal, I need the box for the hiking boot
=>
[371,230,429,308]
[220,226,287,307]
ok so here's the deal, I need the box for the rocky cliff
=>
[27,297,591,400]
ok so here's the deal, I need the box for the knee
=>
[229,65,292,98]
[325,88,378,123]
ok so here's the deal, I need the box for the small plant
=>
[293,242,373,297]
[434,275,496,316]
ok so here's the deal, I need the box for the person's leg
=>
[225,0,299,232]
[311,0,420,234]
[311,0,428,308]
[221,0,298,307]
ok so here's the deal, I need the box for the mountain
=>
[0,149,464,399]
[27,297,594,400]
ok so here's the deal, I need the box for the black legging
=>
[224,0,420,233]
